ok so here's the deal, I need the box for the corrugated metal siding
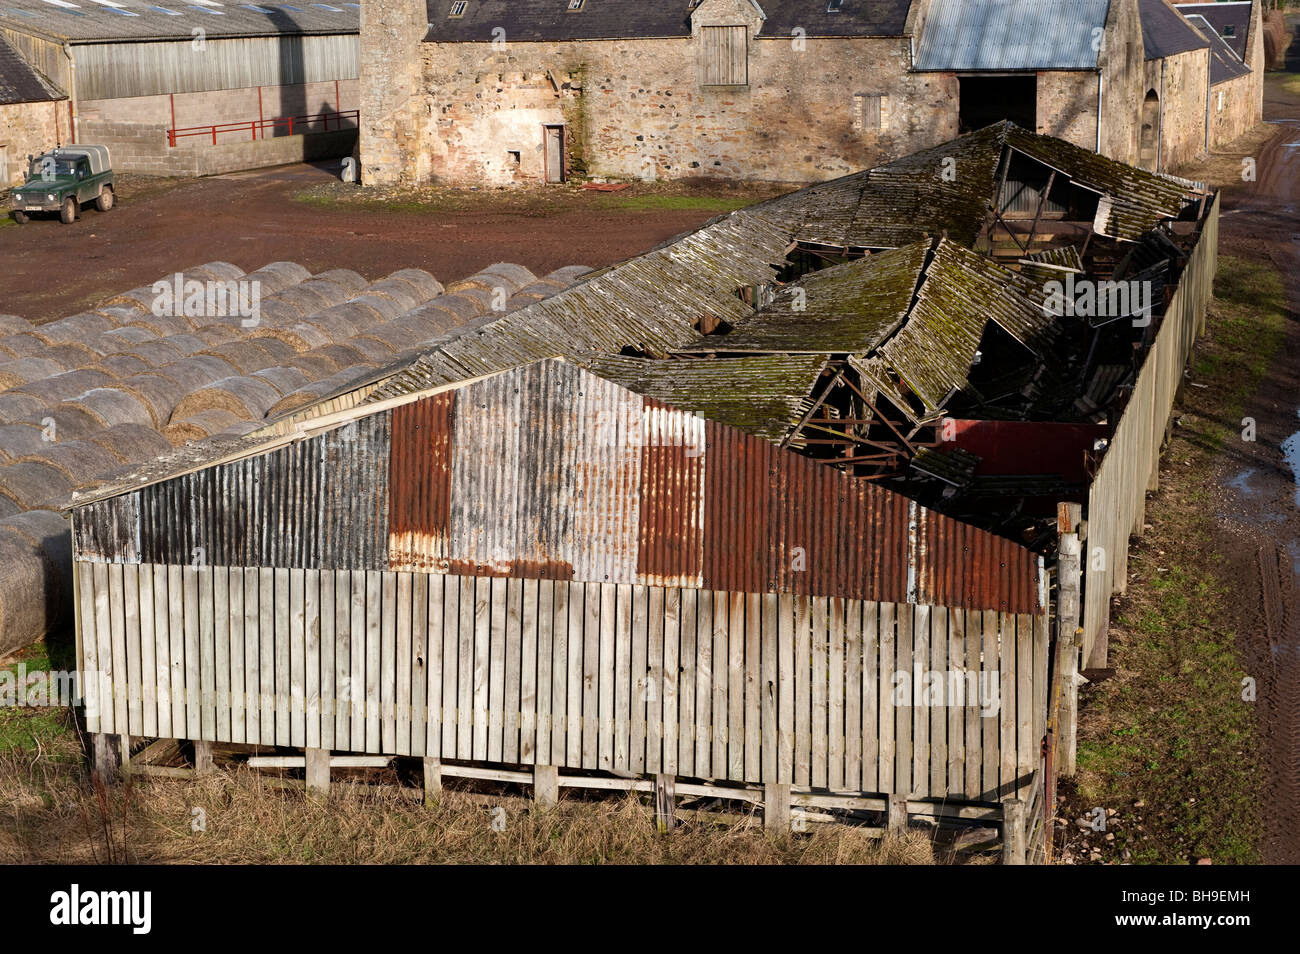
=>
[388,392,454,570]
[74,34,359,101]
[913,0,1108,71]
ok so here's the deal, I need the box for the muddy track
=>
[1256,544,1300,864]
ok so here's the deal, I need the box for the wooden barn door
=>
[544,125,565,184]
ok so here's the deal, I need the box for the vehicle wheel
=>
[59,198,77,224]
[11,211,28,225]
[95,185,114,212]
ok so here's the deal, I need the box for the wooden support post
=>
[887,794,908,833]
[117,733,132,774]
[763,783,791,833]
[305,748,330,797]
[1057,504,1082,778]
[533,764,559,809]
[90,732,121,785]
[193,740,213,776]
[422,757,442,808]
[1002,799,1027,865]
[654,774,676,833]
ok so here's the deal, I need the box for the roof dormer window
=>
[449,0,467,17]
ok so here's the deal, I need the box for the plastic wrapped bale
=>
[185,261,245,283]
[0,333,54,358]
[17,439,124,489]
[402,301,468,337]
[138,337,195,363]
[0,423,57,459]
[348,293,406,322]
[86,424,173,465]
[120,312,194,338]
[15,369,117,407]
[546,265,594,285]
[170,375,281,424]
[0,460,75,510]
[340,335,397,364]
[248,337,298,366]
[300,301,375,340]
[39,312,119,342]
[192,324,243,347]
[282,351,341,379]
[0,496,18,519]
[243,261,312,296]
[477,262,539,295]
[0,344,17,361]
[311,342,369,370]
[163,408,243,446]
[365,321,428,352]
[273,282,341,318]
[99,326,158,350]
[95,353,152,379]
[45,342,107,371]
[112,373,183,428]
[0,510,73,658]
[156,354,240,390]
[202,341,274,375]
[0,315,34,336]
[0,357,68,390]
[357,281,422,313]
[0,393,47,426]
[60,388,154,430]
[425,292,489,323]
[385,268,444,302]
[250,365,310,396]
[93,304,150,325]
[311,268,368,296]
[249,323,329,352]
[256,298,308,325]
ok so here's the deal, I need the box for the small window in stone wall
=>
[701,26,749,87]
[854,93,885,133]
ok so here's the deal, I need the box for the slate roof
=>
[912,0,1111,71]
[1139,0,1210,60]
[1182,13,1251,84]
[0,32,63,105]
[0,0,357,44]
[424,0,911,43]
[1174,1,1252,60]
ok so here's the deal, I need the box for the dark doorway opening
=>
[958,75,1038,133]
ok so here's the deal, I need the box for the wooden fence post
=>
[764,783,791,832]
[887,794,908,834]
[534,765,559,809]
[305,748,330,796]
[654,774,675,833]
[422,757,442,807]
[1057,503,1082,777]
[193,740,213,776]
[90,732,121,785]
[1002,799,1026,865]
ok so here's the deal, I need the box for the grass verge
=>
[1062,255,1286,864]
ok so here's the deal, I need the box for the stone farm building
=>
[360,0,1265,187]
[0,31,66,188]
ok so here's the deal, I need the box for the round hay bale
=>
[423,293,487,322]
[265,370,376,418]
[157,354,241,390]
[307,301,381,339]
[16,369,116,406]
[163,408,242,446]
[101,287,159,314]
[248,337,298,366]
[273,283,339,317]
[282,351,341,379]
[101,326,159,348]
[404,301,469,335]
[449,288,499,314]
[0,315,34,336]
[341,335,397,364]
[505,291,548,310]
[311,343,369,371]
[364,322,426,352]
[61,388,154,429]
[16,439,124,487]
[126,339,188,368]
[0,520,72,657]
[0,357,67,390]
[386,268,444,301]
[256,298,307,324]
[39,312,119,342]
[0,422,48,458]
[2,508,71,550]
[192,324,242,347]
[0,333,52,358]
[112,372,183,427]
[250,365,310,396]
[45,342,102,369]
[0,392,47,426]
[27,406,101,443]
[547,264,594,285]
[93,303,150,324]
[201,341,273,374]
[87,423,172,464]
[170,375,281,423]
[477,262,538,293]
[191,261,245,283]
[0,496,18,520]
[244,261,312,296]
[517,277,568,298]
[120,313,194,338]
[311,268,369,296]
[0,460,74,510]
[95,353,152,378]
[0,344,17,361]
[348,293,406,322]
[249,325,324,352]
[357,281,422,313]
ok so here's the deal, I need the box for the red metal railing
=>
[166,110,359,147]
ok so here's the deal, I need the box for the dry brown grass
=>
[0,744,937,865]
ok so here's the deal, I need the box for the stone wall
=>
[1036,72,1101,152]
[1098,0,1146,167]
[1208,74,1257,148]
[0,99,67,188]
[1143,48,1209,172]
[358,0,431,186]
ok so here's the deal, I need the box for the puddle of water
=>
[1228,468,1260,496]
[1284,413,1300,509]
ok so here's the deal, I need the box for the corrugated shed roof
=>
[1174,1,1251,59]
[1183,13,1251,84]
[913,0,1109,71]
[423,0,911,43]
[0,30,62,103]
[1139,0,1209,60]
[0,0,356,43]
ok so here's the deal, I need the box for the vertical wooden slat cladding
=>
[389,392,455,570]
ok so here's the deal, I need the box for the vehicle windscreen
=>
[28,158,79,178]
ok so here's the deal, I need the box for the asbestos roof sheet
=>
[1139,0,1210,60]
[1183,13,1251,84]
[573,352,830,443]
[0,0,357,43]
[1174,1,1251,59]
[0,30,62,103]
[912,0,1109,71]
[424,0,910,43]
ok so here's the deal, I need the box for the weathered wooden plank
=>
[169,565,187,739]
[1016,612,1033,797]
[793,594,811,788]
[364,570,382,754]
[260,568,276,746]
[487,577,508,764]
[1033,610,1049,778]
[242,568,259,746]
[662,587,680,777]
[349,570,367,753]
[810,595,828,789]
[1001,613,1018,797]
[911,603,929,799]
[522,578,540,765]
[305,568,322,751]
[566,582,583,767]
[647,586,665,775]
[728,592,745,782]
[599,582,616,772]
[122,563,143,736]
[319,570,336,751]
[380,571,398,756]
[615,583,633,772]
[930,605,948,797]
[183,564,201,741]
[695,589,713,779]
[760,593,779,785]
[272,567,290,746]
[213,567,229,742]
[425,573,442,758]
[394,572,413,757]
[549,581,568,766]
[92,562,114,734]
[471,576,491,761]
[894,603,911,796]
[828,597,845,791]
[445,574,463,758]
[502,577,523,764]
[154,565,172,739]
[982,610,1000,801]
[79,564,101,733]
[965,608,983,798]
[678,588,697,777]
[712,590,729,780]
[863,601,880,793]
[582,582,600,770]
[138,564,157,739]
[411,572,428,758]
[844,599,862,792]
[947,609,966,796]
[744,592,761,783]
[777,592,794,785]
[227,567,244,745]
[289,568,306,748]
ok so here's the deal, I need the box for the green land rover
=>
[10,144,115,225]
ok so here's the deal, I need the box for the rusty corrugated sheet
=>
[637,398,705,587]
[388,392,454,571]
